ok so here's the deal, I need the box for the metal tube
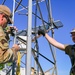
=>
[49,0,58,75]
[2,0,6,5]
[26,0,32,75]
[12,1,17,75]
[14,0,22,12]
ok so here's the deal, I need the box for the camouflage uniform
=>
[0,5,17,64]
[65,45,75,75]
[0,26,16,63]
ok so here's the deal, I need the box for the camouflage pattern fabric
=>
[65,45,75,75]
[0,26,14,63]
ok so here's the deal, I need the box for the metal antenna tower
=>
[0,0,63,75]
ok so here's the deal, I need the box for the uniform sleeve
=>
[64,44,72,56]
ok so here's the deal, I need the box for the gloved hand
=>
[38,29,45,36]
[4,26,17,36]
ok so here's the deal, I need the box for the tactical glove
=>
[38,29,45,36]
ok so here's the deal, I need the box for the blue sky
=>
[0,0,75,75]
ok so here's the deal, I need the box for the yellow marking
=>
[16,52,21,75]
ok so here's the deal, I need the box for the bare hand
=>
[12,44,20,51]
[10,26,18,32]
